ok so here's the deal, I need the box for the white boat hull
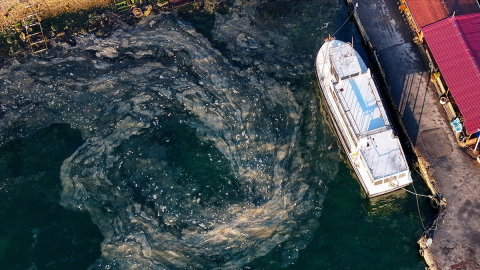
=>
[315,39,413,197]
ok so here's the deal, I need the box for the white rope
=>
[332,10,355,37]
[401,186,433,198]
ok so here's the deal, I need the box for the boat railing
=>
[359,138,405,182]
[359,146,409,184]
[376,169,408,181]
[333,89,359,146]
[357,149,376,182]
[333,85,363,138]
[368,80,390,126]
[316,66,359,151]
[359,126,389,137]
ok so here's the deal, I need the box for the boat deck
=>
[359,131,409,179]
[316,40,413,197]
[335,74,389,137]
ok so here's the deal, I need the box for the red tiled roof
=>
[405,0,480,28]
[422,13,480,134]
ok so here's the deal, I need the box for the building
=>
[422,13,480,145]
[399,0,480,149]
[398,0,480,41]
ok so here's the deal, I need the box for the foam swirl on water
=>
[1,7,338,269]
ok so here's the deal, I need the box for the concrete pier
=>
[349,0,480,269]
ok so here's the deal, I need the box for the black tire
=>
[430,197,440,210]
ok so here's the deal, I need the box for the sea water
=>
[0,0,435,269]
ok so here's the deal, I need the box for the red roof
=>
[422,13,480,134]
[405,0,480,28]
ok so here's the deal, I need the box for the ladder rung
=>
[30,40,46,45]
[25,23,40,28]
[27,32,42,38]
[29,37,45,43]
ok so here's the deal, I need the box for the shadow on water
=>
[0,124,103,270]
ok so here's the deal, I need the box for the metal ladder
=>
[22,2,48,54]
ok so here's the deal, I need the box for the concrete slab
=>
[352,0,480,269]
[421,128,453,158]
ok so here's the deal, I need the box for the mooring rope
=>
[331,8,355,37]
[410,183,427,231]
[401,186,433,199]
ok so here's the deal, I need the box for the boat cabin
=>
[329,43,390,139]
[328,42,411,190]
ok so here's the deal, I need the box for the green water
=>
[0,124,103,270]
[0,116,434,270]
[0,0,437,269]
[289,162,432,270]
[244,124,434,270]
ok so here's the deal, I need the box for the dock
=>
[347,0,480,269]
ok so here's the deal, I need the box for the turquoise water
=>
[0,0,437,269]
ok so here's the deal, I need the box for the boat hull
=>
[315,40,413,197]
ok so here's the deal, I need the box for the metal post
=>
[474,132,480,152]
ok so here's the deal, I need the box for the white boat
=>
[315,38,413,197]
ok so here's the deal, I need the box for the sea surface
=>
[0,0,435,269]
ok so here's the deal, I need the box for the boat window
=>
[383,176,396,184]
[340,72,359,80]
[374,180,383,186]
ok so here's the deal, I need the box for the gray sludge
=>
[0,4,339,269]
